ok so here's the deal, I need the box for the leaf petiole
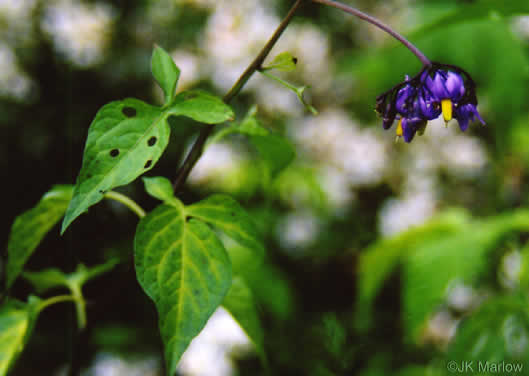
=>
[104,191,146,218]
[259,70,318,115]
[36,295,79,314]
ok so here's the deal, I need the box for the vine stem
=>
[311,0,431,66]
[104,191,146,218]
[172,0,305,192]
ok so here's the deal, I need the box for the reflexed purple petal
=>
[457,116,470,131]
[402,118,419,143]
[427,71,449,98]
[445,71,465,101]
[455,103,485,130]
[383,117,394,129]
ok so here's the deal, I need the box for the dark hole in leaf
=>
[147,136,157,147]
[122,106,137,117]
[144,160,152,169]
[293,57,298,64]
[99,190,107,194]
[110,149,120,157]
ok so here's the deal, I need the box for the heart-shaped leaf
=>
[134,202,232,375]
[7,185,73,289]
[187,194,265,258]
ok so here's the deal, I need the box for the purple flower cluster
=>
[376,63,485,142]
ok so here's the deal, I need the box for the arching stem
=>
[311,0,431,67]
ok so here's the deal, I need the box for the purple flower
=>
[395,80,416,115]
[425,70,465,102]
[418,87,441,120]
[376,63,485,142]
[423,69,466,123]
[455,103,485,131]
[399,116,427,143]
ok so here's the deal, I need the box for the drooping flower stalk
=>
[309,0,485,142]
[311,0,431,67]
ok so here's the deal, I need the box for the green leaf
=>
[355,210,469,330]
[250,133,295,177]
[237,106,268,136]
[240,110,295,176]
[134,203,232,375]
[447,293,529,369]
[7,185,73,289]
[151,45,180,104]
[211,108,295,177]
[22,269,67,293]
[240,261,295,320]
[61,99,171,234]
[167,90,234,124]
[61,94,234,234]
[222,276,265,359]
[0,298,41,376]
[263,52,298,72]
[187,194,265,259]
[142,176,177,205]
[403,210,529,341]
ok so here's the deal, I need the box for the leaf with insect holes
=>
[7,185,73,289]
[61,92,234,234]
[134,202,232,375]
[187,194,265,259]
[151,45,180,104]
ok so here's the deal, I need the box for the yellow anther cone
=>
[441,99,452,122]
[396,118,403,137]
